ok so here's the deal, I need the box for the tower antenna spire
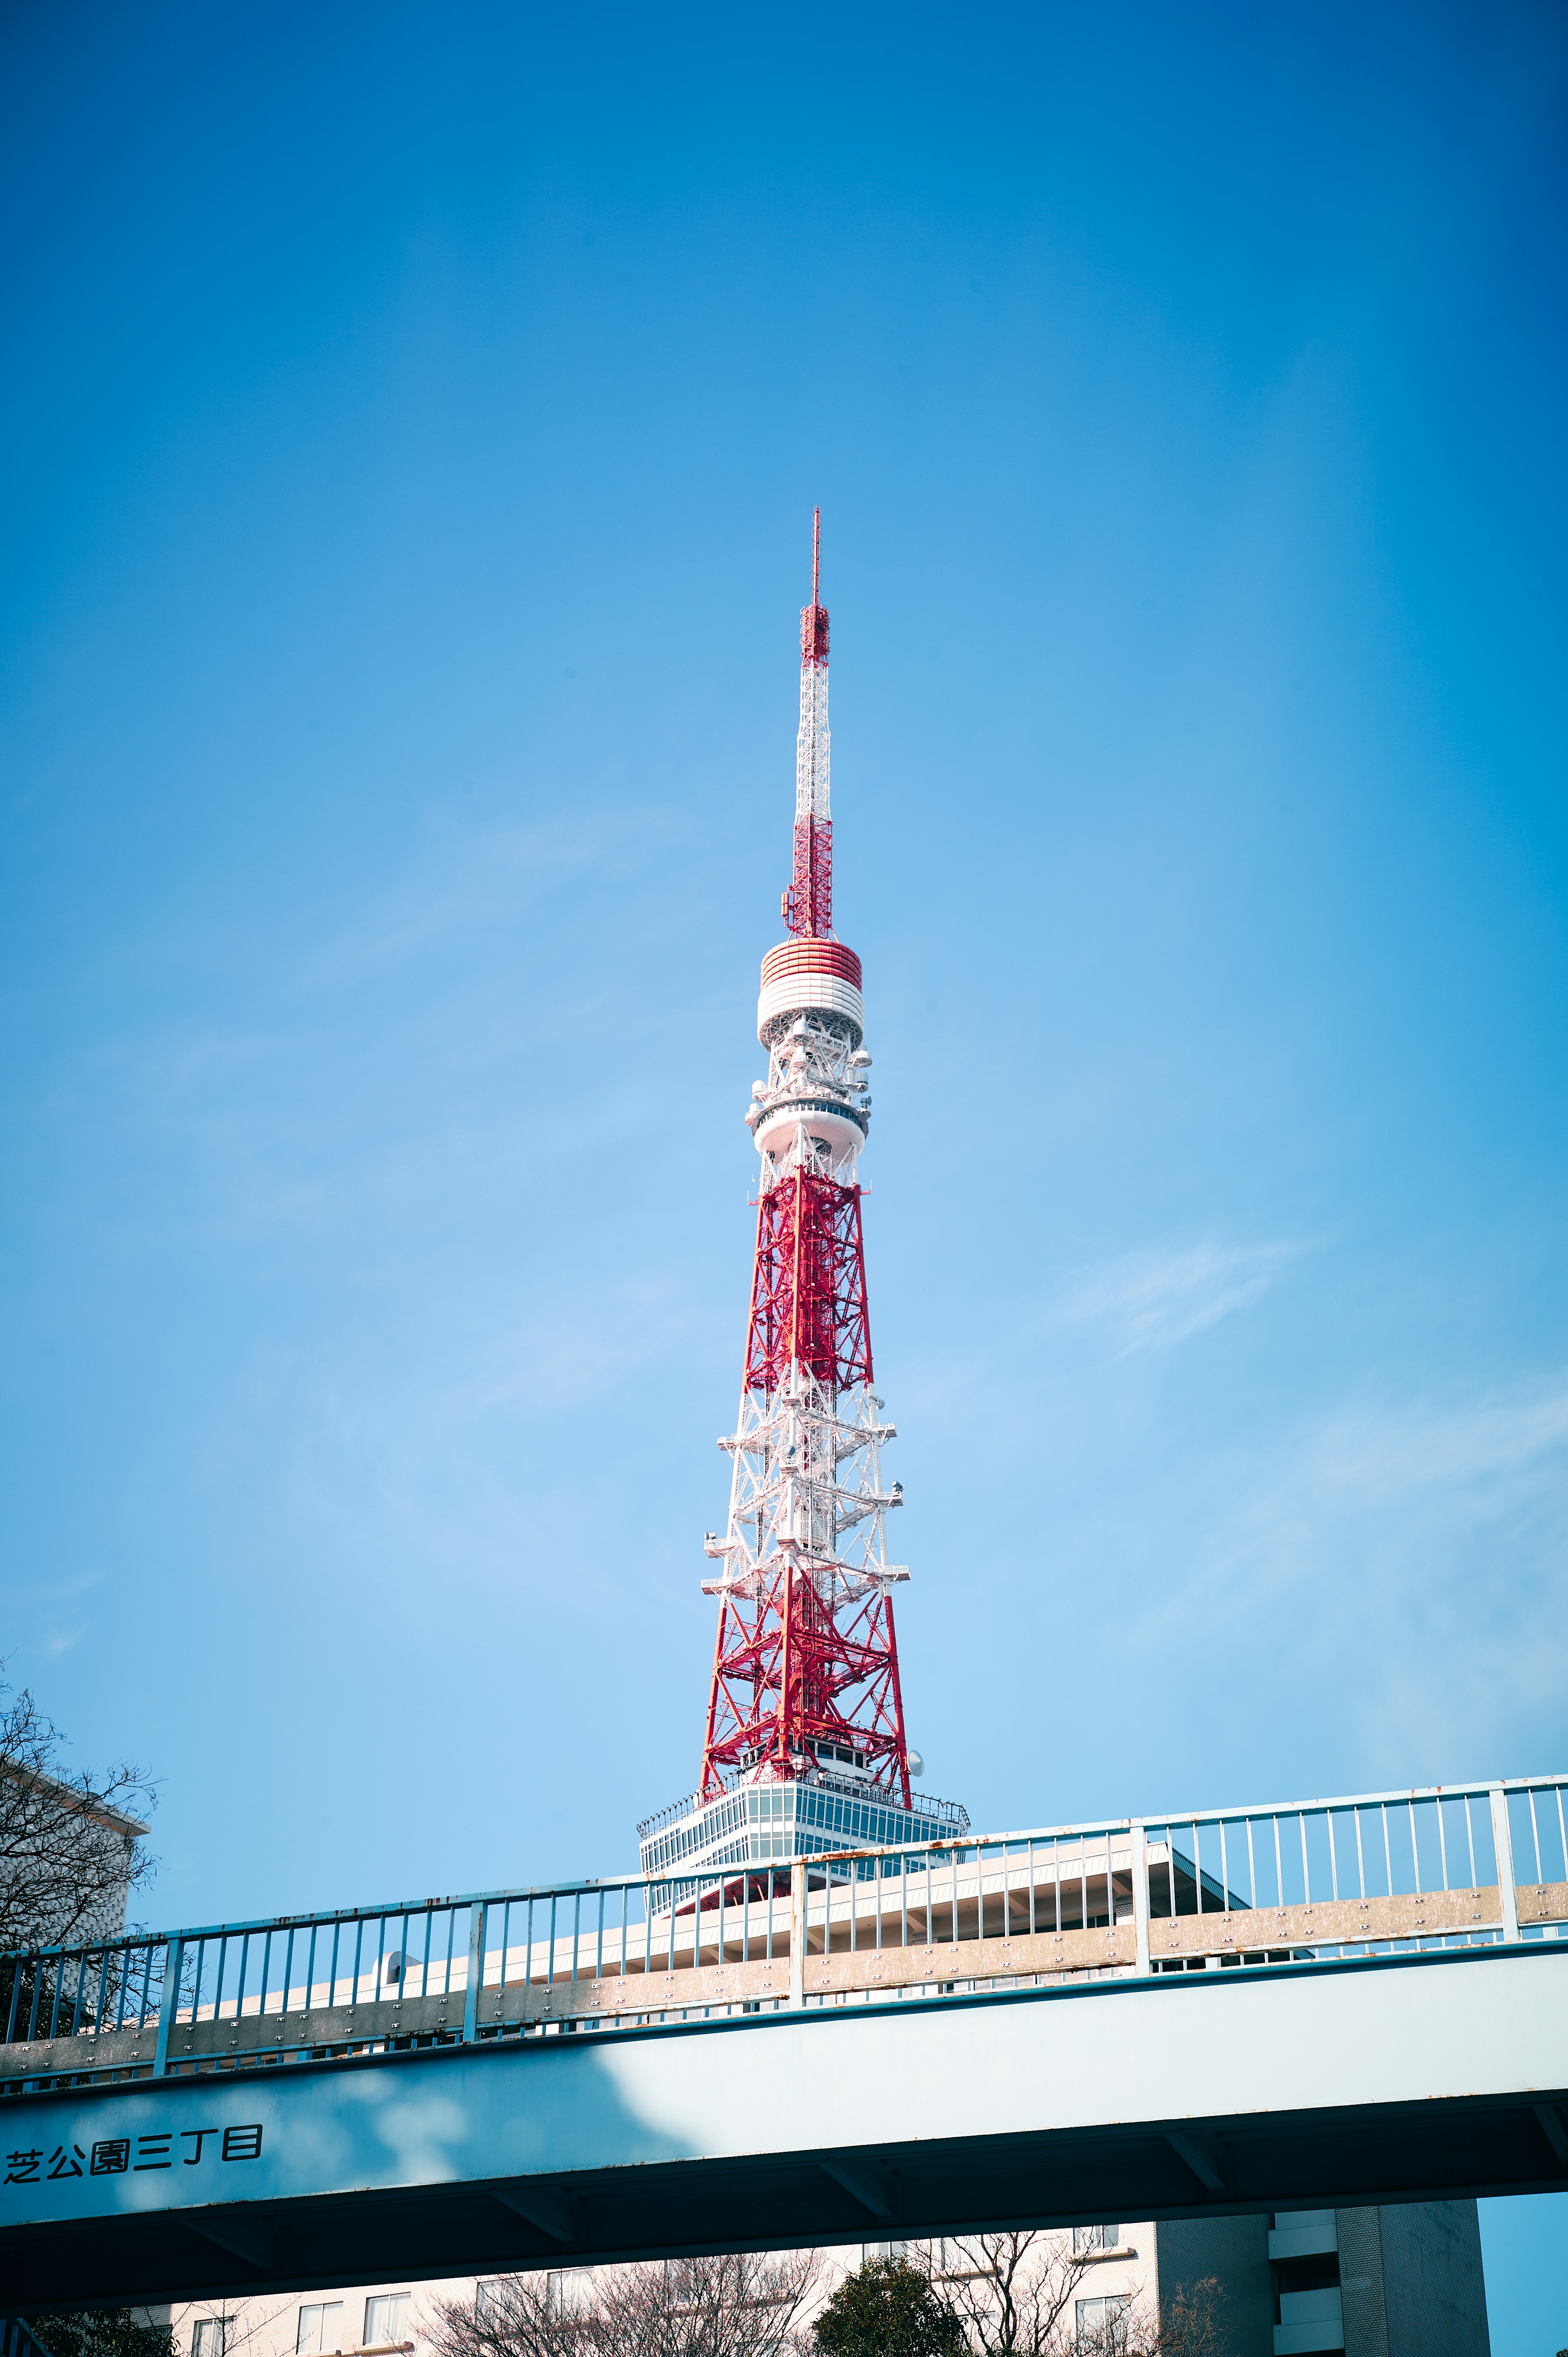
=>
[787,510,832,937]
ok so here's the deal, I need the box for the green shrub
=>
[814,2259,968,2357]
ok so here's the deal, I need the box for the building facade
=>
[0,1764,148,1952]
[169,2203,1491,2357]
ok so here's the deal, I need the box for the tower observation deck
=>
[639,516,968,1891]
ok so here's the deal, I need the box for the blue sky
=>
[2,1,1565,2335]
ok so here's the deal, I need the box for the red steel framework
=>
[786,814,833,940]
[742,1172,871,1397]
[699,514,911,1808]
[701,1567,910,1803]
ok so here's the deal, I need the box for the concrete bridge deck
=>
[1,1775,1564,2308]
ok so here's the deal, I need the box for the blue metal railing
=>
[1148,1788,1502,1916]
[0,2319,58,2357]
[1,1773,1563,2095]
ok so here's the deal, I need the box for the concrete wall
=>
[1336,2203,1490,2357]
[1155,2214,1276,2356]
[1379,2201,1490,2357]
[1337,2208,1390,2357]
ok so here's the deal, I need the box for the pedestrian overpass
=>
[2,1774,1565,2309]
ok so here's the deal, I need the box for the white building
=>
[0,1764,148,1951]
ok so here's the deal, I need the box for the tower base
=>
[638,1772,969,1886]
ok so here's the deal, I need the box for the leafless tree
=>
[1072,2272,1229,2357]
[166,2298,299,2357]
[924,2234,1099,2357]
[597,2250,821,2357]
[1121,2276,1228,2357]
[926,2239,1229,2357]
[0,1674,156,1954]
[427,2252,822,2357]
[426,2270,597,2357]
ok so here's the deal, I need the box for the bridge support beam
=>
[491,2186,582,2244]
[819,2156,897,2219]
[1164,2128,1230,2197]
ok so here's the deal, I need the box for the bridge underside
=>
[2,1947,1565,2307]
[5,2090,1568,2308]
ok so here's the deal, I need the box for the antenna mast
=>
[786,507,832,937]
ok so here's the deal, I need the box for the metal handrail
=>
[974,1771,1568,1844]
[5,1772,1561,1972]
[0,1773,1561,2094]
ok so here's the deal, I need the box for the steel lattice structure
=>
[699,513,915,1811]
[742,1172,871,1396]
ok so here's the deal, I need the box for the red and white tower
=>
[640,517,966,1883]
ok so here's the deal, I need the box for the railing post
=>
[789,1860,806,2007]
[154,1937,183,2076]
[463,1904,486,2043]
[1490,1787,1521,1943]
[1129,1824,1151,1976]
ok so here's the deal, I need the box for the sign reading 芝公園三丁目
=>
[4,2120,263,2188]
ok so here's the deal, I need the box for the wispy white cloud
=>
[294,809,672,992]
[0,1572,106,1668]
[907,1267,1568,1785]
[59,803,708,1259]
[245,1257,724,1614]
[1207,1374,1568,1599]
[1129,1370,1568,1767]
[1060,1238,1312,1356]
[1305,1383,1568,1505]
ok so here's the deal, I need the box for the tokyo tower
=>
[639,517,967,1883]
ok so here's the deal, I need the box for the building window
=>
[1075,2295,1130,2351]
[934,2238,996,2280]
[192,2324,228,2357]
[1073,2225,1120,2253]
[296,2306,343,2356]
[363,2295,411,2346]
[549,2272,594,2315]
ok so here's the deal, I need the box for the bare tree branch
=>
[166,2299,298,2356]
[426,2251,823,2357]
[425,2268,597,2357]
[927,2239,1230,2357]
[1123,2276,1229,2357]
[597,2250,822,2357]
[926,2233,1099,2357]
[0,1671,157,1955]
